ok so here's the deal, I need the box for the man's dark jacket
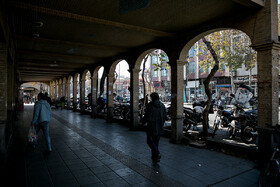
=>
[142,100,167,136]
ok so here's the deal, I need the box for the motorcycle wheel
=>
[241,126,256,144]
[228,125,236,139]
[113,108,121,116]
[212,121,219,138]
[183,119,191,132]
[258,160,280,187]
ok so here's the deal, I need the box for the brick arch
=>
[133,48,171,70]
[82,69,91,80]
[108,59,124,76]
[67,75,72,84]
[74,73,80,81]
[134,48,157,70]
[92,66,103,78]
[63,77,67,84]
[179,28,253,61]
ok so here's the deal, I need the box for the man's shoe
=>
[157,154,161,159]
[43,150,52,155]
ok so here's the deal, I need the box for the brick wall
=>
[0,43,7,163]
[0,43,7,121]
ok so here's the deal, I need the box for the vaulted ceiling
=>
[7,0,264,82]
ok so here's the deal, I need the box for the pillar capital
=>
[107,74,114,79]
[128,68,141,73]
[252,41,280,52]
[176,60,186,66]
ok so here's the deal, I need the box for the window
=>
[188,62,195,73]
[152,56,158,65]
[161,68,167,76]
[189,46,195,57]
[221,63,226,71]
[152,70,158,77]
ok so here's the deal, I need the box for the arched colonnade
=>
[47,1,279,161]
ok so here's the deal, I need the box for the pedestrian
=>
[31,93,52,153]
[141,92,167,162]
[45,92,52,106]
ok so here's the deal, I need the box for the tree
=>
[99,69,107,98]
[201,37,220,137]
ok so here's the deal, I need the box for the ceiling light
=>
[32,21,43,27]
[32,33,39,38]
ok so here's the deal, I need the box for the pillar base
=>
[170,115,184,144]
[80,104,86,114]
[0,121,7,166]
[91,105,97,118]
[106,106,114,123]
[67,101,71,110]
[130,111,139,130]
[73,103,77,112]
[257,126,274,168]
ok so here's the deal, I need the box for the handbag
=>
[28,126,37,143]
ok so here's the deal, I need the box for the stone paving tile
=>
[71,168,95,178]
[114,167,136,177]
[51,173,78,187]
[96,171,120,181]
[81,182,106,187]
[48,165,71,175]
[64,158,85,166]
[122,173,148,185]
[102,176,130,187]
[84,159,104,168]
[75,175,101,186]
[67,163,88,171]
[89,165,111,175]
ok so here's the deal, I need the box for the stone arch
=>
[134,48,157,69]
[92,66,103,79]
[67,75,72,84]
[108,59,123,76]
[82,69,90,80]
[74,73,79,80]
[179,28,252,61]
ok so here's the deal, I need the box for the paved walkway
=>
[1,105,260,187]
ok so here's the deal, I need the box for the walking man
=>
[31,93,52,153]
[142,92,167,162]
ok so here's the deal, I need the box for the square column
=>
[67,81,71,110]
[80,78,86,113]
[254,42,280,164]
[73,77,77,111]
[251,0,280,165]
[91,76,98,118]
[106,74,114,122]
[130,68,140,130]
[170,60,185,143]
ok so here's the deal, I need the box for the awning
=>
[216,84,231,88]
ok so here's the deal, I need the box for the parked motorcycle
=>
[227,85,255,141]
[183,101,205,131]
[258,125,280,187]
[227,103,246,139]
[212,105,233,138]
[240,110,258,144]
